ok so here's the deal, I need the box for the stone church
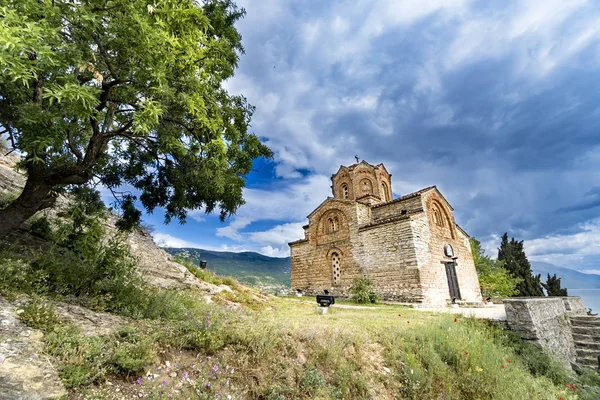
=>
[289,161,482,306]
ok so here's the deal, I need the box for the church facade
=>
[289,161,482,306]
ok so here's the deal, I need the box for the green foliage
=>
[44,324,158,388]
[0,0,272,233]
[470,237,522,298]
[349,276,379,304]
[0,191,17,210]
[542,273,568,296]
[498,233,544,296]
[18,296,61,333]
[28,215,54,239]
[0,189,203,319]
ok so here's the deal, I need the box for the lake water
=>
[569,289,600,314]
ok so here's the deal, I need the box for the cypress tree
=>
[497,233,544,296]
[542,274,568,296]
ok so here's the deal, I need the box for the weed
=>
[349,276,379,304]
[18,296,61,333]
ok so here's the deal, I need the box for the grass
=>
[2,190,597,399]
[16,293,597,399]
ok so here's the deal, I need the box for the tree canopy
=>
[542,273,568,296]
[497,233,544,296]
[0,0,271,235]
[470,237,521,298]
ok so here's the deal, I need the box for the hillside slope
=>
[164,247,290,290]
[531,261,600,289]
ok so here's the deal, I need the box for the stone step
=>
[570,316,600,327]
[572,325,600,336]
[572,333,600,343]
[576,348,600,359]
[574,340,600,351]
[576,356,599,369]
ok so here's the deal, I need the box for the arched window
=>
[360,179,372,194]
[341,184,349,199]
[432,206,443,227]
[327,218,335,233]
[382,182,390,202]
[331,252,341,285]
[333,216,339,232]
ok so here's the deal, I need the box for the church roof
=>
[370,185,455,211]
[332,161,391,177]
[371,186,436,208]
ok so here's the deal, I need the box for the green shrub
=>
[18,296,61,333]
[349,276,378,304]
[28,216,54,240]
[0,192,18,210]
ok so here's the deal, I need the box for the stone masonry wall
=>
[418,190,482,306]
[561,296,587,317]
[504,298,576,366]
[371,196,422,221]
[355,216,423,302]
[290,200,362,296]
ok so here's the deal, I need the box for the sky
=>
[148,0,600,274]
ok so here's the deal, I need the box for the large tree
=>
[470,237,522,298]
[542,273,568,296]
[0,0,271,236]
[497,233,544,296]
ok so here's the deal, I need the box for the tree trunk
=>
[0,177,54,238]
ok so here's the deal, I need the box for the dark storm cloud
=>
[214,0,600,262]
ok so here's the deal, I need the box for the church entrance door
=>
[444,262,461,300]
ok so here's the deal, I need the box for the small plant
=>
[18,296,61,333]
[349,276,379,304]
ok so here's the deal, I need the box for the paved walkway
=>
[417,304,507,321]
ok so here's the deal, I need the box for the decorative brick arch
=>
[359,177,374,195]
[319,209,347,235]
[428,199,455,239]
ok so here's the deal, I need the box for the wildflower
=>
[407,321,410,324]
[206,382,211,388]
[465,352,469,356]
[506,359,511,363]
[501,365,505,369]
[227,396,232,400]
[161,381,166,387]
[398,314,401,317]
[183,372,189,379]
[454,318,457,322]
[475,367,483,373]
[230,368,234,374]
[136,377,143,385]
[226,379,230,386]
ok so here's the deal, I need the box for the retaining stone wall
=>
[504,297,576,366]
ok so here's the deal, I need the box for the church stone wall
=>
[418,191,482,305]
[371,196,423,222]
[290,161,481,306]
[355,217,423,302]
[290,200,362,296]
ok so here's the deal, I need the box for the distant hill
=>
[163,247,291,291]
[530,261,600,289]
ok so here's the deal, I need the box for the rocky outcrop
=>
[0,297,66,400]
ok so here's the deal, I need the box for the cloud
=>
[524,218,600,269]
[213,176,331,255]
[579,269,600,275]
[147,1,600,262]
[152,233,206,249]
[152,232,254,253]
